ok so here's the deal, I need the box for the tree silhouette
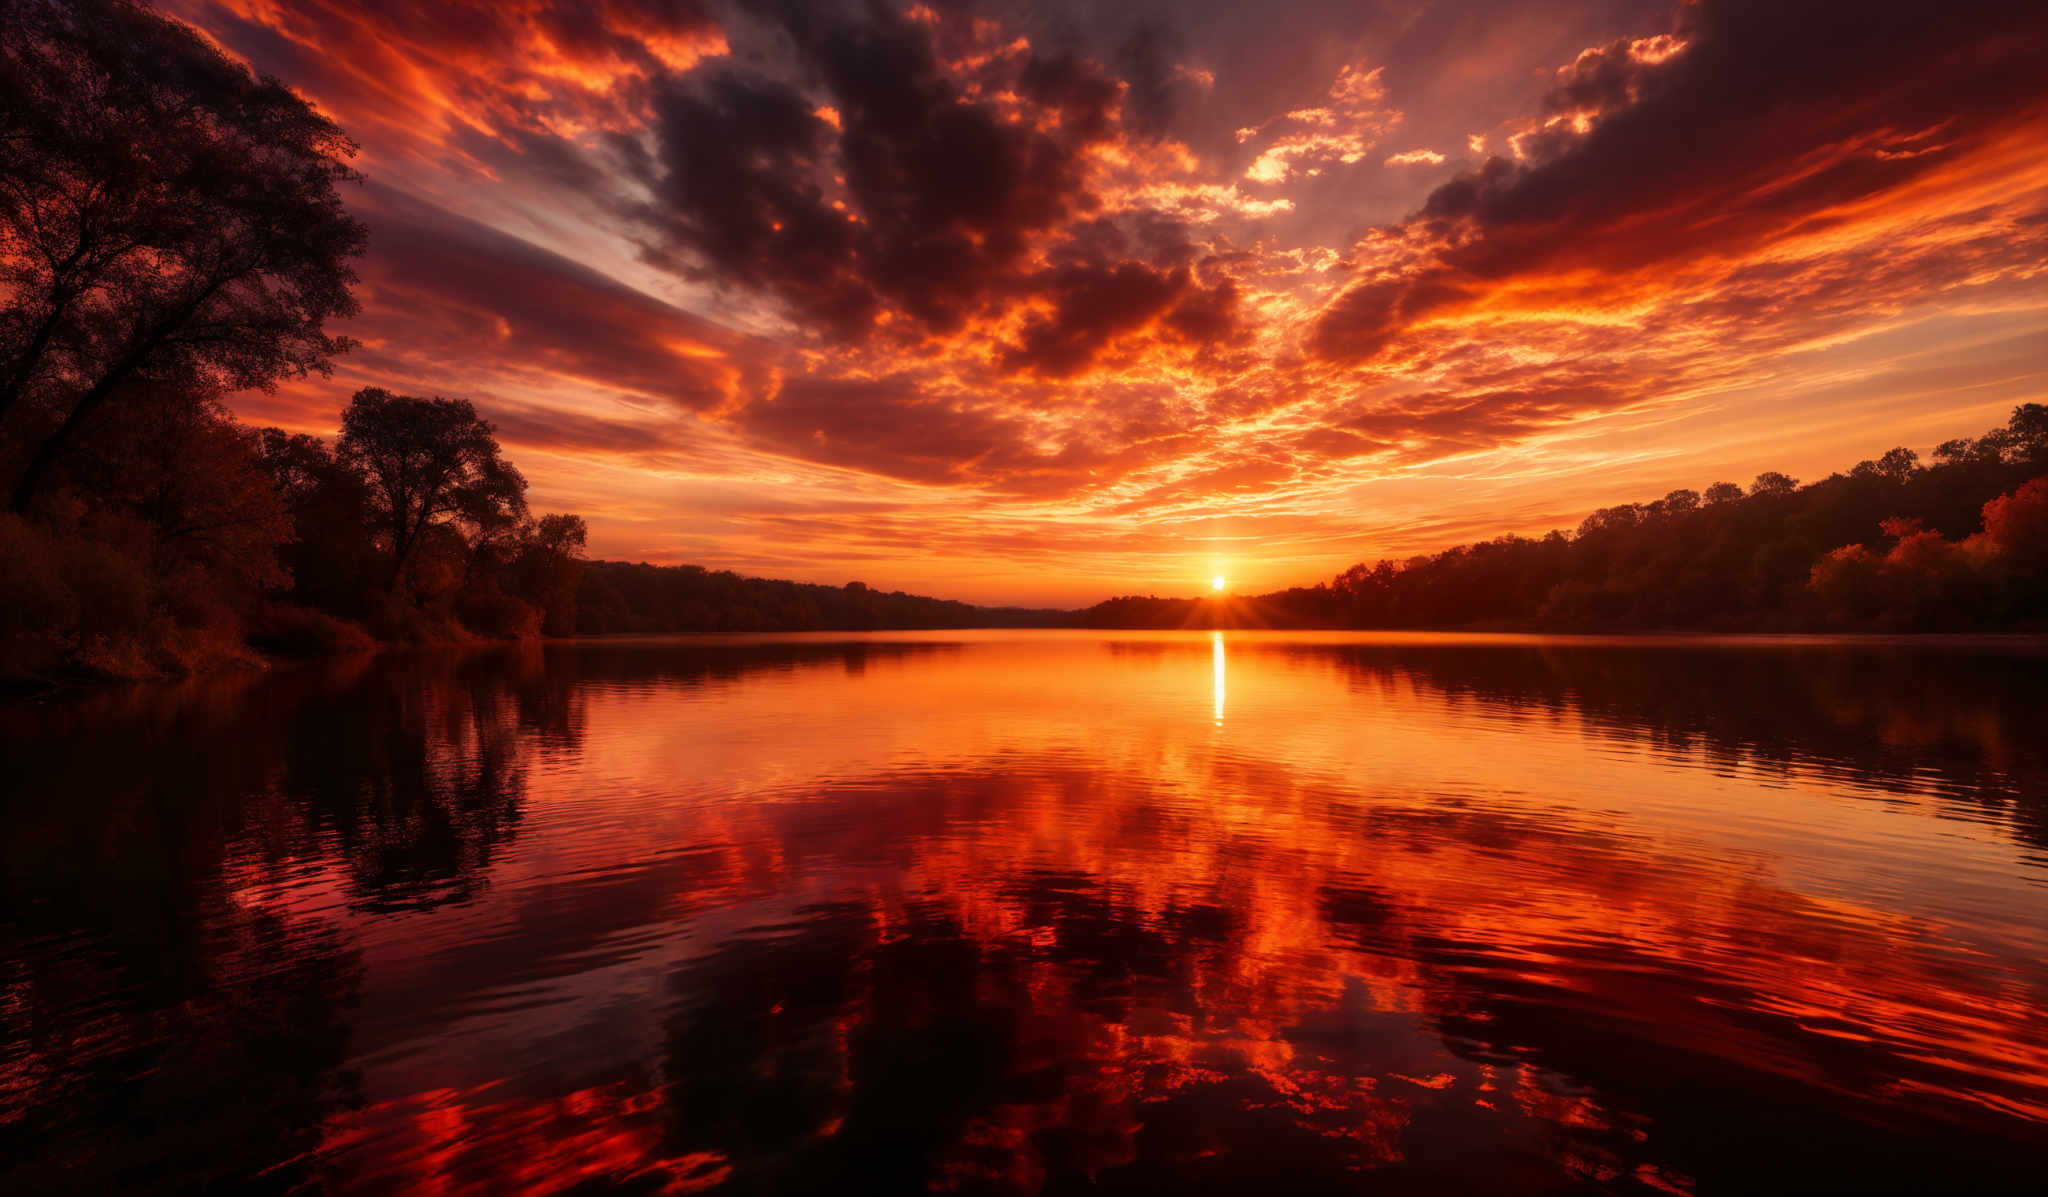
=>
[0,0,365,513]
[1749,471,1798,497]
[510,513,589,636]
[335,388,528,590]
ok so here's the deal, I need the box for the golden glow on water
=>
[3,632,2046,1193]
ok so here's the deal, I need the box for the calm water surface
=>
[3,632,2046,1194]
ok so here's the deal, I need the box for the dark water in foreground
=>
[3,632,2046,1195]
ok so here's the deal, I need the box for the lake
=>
[3,632,2045,1194]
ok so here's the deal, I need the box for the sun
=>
[1211,576,1227,592]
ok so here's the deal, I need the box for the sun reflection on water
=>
[1212,630,1226,724]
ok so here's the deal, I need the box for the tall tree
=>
[335,389,528,589]
[0,0,365,513]
[510,513,588,636]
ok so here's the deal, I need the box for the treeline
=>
[1080,405,2048,633]
[576,562,1058,634]
[0,381,596,679]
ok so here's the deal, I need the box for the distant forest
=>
[577,564,1059,635]
[1082,404,2048,633]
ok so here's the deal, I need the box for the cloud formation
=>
[1313,0,2048,363]
[163,0,2048,603]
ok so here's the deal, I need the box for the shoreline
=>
[11,626,2046,701]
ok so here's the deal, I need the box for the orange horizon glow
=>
[159,0,2048,607]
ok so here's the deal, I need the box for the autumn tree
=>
[1981,476,2048,578]
[0,0,365,513]
[335,389,529,590]
[68,386,291,594]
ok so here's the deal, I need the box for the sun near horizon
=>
[1211,576,1228,593]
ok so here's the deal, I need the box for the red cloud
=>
[1312,0,2048,363]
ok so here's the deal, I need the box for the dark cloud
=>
[1161,275,1242,344]
[734,371,1216,495]
[1111,19,1190,140]
[1312,0,2048,361]
[737,377,1027,485]
[639,0,1173,340]
[1308,273,1472,365]
[483,404,688,456]
[1539,36,1646,120]
[533,0,716,54]
[644,71,872,334]
[999,263,1165,376]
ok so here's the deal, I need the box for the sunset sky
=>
[164,0,2048,606]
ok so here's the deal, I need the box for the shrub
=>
[245,603,376,657]
[368,596,469,645]
[457,592,542,640]
[58,538,151,642]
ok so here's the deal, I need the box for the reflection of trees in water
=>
[1308,642,2048,851]
[536,636,960,694]
[0,647,566,914]
[278,652,535,912]
[0,895,363,1194]
[0,648,563,1190]
[0,639,959,1191]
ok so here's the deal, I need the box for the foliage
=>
[506,514,588,637]
[256,427,382,622]
[243,601,376,658]
[258,395,592,646]
[0,0,366,513]
[0,385,290,681]
[0,376,592,681]
[334,388,529,591]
